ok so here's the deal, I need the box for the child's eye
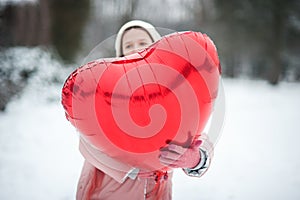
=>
[125,44,132,49]
[139,42,148,46]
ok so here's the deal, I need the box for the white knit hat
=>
[115,20,162,57]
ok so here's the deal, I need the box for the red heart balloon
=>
[61,31,221,171]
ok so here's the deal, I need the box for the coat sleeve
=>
[79,136,138,183]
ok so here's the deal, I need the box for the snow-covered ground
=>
[173,79,300,200]
[0,49,300,199]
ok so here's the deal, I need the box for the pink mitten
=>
[159,140,202,169]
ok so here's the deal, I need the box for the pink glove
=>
[159,140,202,169]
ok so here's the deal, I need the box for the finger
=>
[159,156,180,167]
[168,144,187,155]
[160,161,178,168]
[160,150,181,161]
[159,157,182,168]
[193,140,202,147]
[159,146,169,151]
[159,156,175,165]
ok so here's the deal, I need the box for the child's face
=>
[122,28,153,56]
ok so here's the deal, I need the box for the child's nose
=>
[130,45,143,54]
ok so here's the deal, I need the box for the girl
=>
[76,20,213,200]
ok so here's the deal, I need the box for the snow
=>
[173,79,300,200]
[1,48,300,199]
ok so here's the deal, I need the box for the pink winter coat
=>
[76,137,173,200]
[76,133,213,200]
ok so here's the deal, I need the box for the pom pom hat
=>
[115,20,162,57]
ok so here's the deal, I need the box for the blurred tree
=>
[211,0,300,84]
[186,0,250,78]
[251,0,300,85]
[284,1,300,81]
[78,0,141,60]
[0,0,51,46]
[119,0,139,24]
[183,0,215,29]
[0,0,51,111]
[0,0,91,63]
[49,0,91,63]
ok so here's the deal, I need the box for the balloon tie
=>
[145,170,168,199]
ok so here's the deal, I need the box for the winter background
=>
[1,0,300,200]
[1,48,299,200]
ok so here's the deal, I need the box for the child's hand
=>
[159,140,202,169]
